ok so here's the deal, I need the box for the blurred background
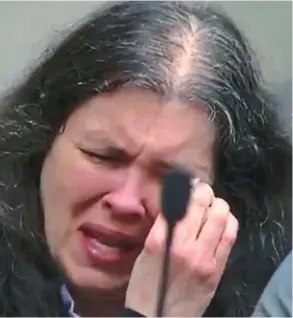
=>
[0,1,291,134]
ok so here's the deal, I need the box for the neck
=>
[69,287,126,317]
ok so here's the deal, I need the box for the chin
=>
[61,257,130,296]
[55,233,136,296]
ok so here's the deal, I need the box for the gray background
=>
[0,1,291,131]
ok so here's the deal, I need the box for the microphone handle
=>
[156,222,175,317]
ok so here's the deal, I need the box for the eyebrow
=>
[83,131,123,147]
[81,130,211,180]
[82,130,137,157]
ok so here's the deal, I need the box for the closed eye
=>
[79,148,130,165]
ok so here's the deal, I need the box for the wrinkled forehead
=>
[65,87,215,180]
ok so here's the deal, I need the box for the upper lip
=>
[80,222,144,248]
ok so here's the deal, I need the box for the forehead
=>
[65,87,215,180]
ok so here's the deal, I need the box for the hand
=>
[125,181,238,317]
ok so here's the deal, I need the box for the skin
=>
[40,86,237,316]
[126,181,238,317]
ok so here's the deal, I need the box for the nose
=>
[101,169,146,220]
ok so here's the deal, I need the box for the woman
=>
[0,1,291,317]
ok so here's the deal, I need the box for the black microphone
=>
[156,167,192,317]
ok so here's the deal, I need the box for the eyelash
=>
[80,149,121,164]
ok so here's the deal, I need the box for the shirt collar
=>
[60,284,80,317]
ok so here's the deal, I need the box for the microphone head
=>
[161,167,192,224]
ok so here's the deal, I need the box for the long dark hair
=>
[0,1,291,316]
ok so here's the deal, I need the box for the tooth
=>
[90,238,121,252]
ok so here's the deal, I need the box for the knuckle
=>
[172,245,188,261]
[232,214,239,232]
[193,182,214,207]
[210,198,230,224]
[192,258,217,279]
[223,215,239,246]
[145,231,164,253]
[222,231,237,247]
[214,197,230,213]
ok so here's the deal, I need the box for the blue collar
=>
[60,285,79,317]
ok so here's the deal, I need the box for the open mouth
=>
[79,223,143,264]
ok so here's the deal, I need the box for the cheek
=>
[41,153,123,252]
[55,159,125,210]
[143,181,162,220]
[65,164,110,202]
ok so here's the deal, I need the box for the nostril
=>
[101,182,146,217]
[103,200,112,210]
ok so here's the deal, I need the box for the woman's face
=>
[40,87,215,297]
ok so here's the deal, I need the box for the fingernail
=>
[191,177,201,189]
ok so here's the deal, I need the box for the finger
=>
[215,212,238,269]
[144,212,168,254]
[175,181,214,243]
[195,198,230,258]
[190,180,214,208]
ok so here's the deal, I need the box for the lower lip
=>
[81,232,139,266]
